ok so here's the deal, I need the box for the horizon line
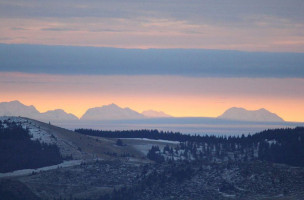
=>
[0,99,295,122]
[1,43,304,54]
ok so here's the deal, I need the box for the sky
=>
[0,0,304,51]
[0,0,304,121]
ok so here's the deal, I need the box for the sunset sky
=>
[0,0,304,122]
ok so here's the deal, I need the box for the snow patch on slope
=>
[0,116,83,159]
[0,116,56,144]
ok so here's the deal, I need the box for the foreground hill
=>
[1,120,304,199]
[0,119,63,172]
[8,159,304,200]
[0,116,145,173]
[218,107,284,122]
[0,179,40,200]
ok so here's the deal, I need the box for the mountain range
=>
[141,110,172,118]
[0,100,172,122]
[0,100,78,121]
[0,100,285,122]
[217,107,284,122]
[81,103,144,120]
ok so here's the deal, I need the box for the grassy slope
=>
[24,118,147,160]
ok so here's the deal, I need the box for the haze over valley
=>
[1,0,304,199]
[0,100,302,136]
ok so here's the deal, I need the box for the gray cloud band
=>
[0,44,303,78]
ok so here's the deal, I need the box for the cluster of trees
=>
[257,127,304,166]
[147,146,165,163]
[146,127,304,167]
[115,139,124,146]
[75,129,198,142]
[147,140,256,164]
[76,127,304,166]
[0,120,63,173]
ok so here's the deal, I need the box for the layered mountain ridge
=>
[0,100,78,122]
[141,110,172,118]
[81,103,145,120]
[0,101,172,121]
[0,100,285,122]
[218,107,284,122]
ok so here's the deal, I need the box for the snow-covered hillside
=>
[0,117,87,160]
[0,116,143,162]
[0,116,56,144]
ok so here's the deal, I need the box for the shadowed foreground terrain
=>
[1,160,303,200]
[0,117,304,199]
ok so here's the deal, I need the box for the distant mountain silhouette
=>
[218,107,284,122]
[40,109,78,120]
[0,100,78,121]
[0,100,40,118]
[81,103,144,120]
[0,101,287,123]
[142,110,172,118]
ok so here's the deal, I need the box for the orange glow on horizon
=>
[1,94,304,122]
[1,73,303,122]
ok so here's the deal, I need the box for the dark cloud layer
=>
[0,0,303,24]
[0,44,303,78]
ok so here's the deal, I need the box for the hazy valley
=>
[0,115,304,199]
[1,100,302,137]
[1,2,304,199]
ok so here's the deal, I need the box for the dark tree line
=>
[0,120,63,173]
[75,128,234,143]
[147,146,165,163]
[256,127,304,166]
[76,127,304,167]
[149,127,304,167]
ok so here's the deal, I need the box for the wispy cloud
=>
[40,27,77,31]
[1,72,303,99]
[0,0,303,51]
[1,0,303,23]
[0,37,12,41]
[10,27,28,30]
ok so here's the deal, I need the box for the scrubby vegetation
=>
[97,160,304,200]
[0,122,303,199]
